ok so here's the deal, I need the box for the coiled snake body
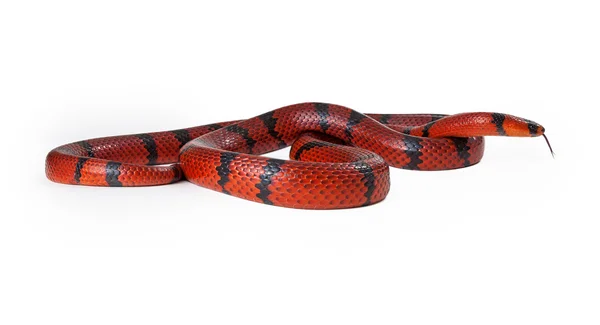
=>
[46,102,548,209]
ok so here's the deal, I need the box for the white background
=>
[1,1,599,324]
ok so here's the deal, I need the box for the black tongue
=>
[543,134,555,158]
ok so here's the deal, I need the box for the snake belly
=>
[46,102,546,209]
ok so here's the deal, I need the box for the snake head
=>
[503,114,553,156]
[502,114,545,137]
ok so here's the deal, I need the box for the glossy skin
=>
[46,102,545,209]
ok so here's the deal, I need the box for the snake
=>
[45,102,551,209]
